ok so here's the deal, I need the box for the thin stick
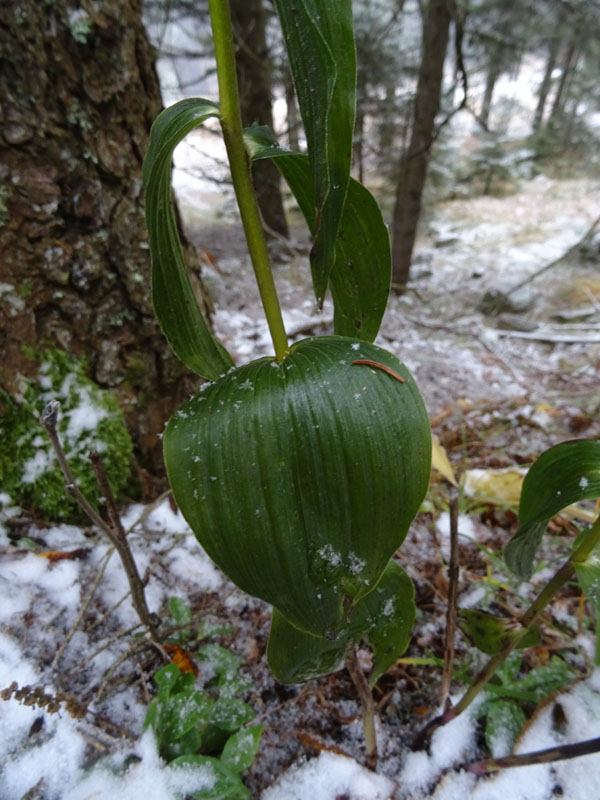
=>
[51,547,114,669]
[346,643,378,769]
[40,401,162,644]
[504,212,600,297]
[440,491,459,709]
[468,736,600,774]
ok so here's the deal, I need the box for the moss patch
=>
[0,349,133,522]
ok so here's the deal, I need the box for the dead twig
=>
[40,400,162,645]
[504,212,600,297]
[439,492,459,709]
[467,735,600,774]
[51,547,114,669]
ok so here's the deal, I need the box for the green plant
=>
[0,348,132,521]
[142,0,431,762]
[479,651,574,757]
[441,439,600,724]
[144,657,262,800]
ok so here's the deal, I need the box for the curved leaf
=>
[504,440,600,578]
[267,560,415,685]
[273,0,356,303]
[143,98,234,380]
[458,609,540,655]
[245,127,390,342]
[164,336,431,637]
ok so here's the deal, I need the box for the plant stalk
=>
[446,513,600,722]
[208,0,288,361]
[346,644,378,768]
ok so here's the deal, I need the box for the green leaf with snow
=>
[266,560,415,685]
[221,726,263,772]
[143,98,234,380]
[481,698,526,758]
[504,440,600,578]
[170,754,250,800]
[164,337,431,639]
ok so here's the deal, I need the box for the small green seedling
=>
[144,661,262,799]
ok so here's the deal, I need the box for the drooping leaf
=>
[356,560,416,687]
[164,336,431,638]
[273,0,356,303]
[267,609,349,684]
[266,560,414,685]
[431,435,458,486]
[245,126,390,342]
[458,609,540,656]
[573,538,600,664]
[504,440,600,578]
[143,98,234,380]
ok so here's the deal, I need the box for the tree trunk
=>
[480,61,500,129]
[532,34,560,132]
[230,0,288,238]
[0,0,209,472]
[548,32,579,130]
[391,0,451,292]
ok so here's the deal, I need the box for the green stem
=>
[447,514,600,721]
[346,644,378,768]
[208,0,288,361]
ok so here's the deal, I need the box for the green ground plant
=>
[0,347,132,522]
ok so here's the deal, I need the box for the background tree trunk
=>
[0,0,208,472]
[391,0,451,292]
[532,33,560,132]
[230,0,288,238]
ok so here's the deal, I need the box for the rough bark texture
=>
[0,0,208,472]
[391,0,451,291]
[230,0,288,238]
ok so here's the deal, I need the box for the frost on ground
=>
[1,172,600,797]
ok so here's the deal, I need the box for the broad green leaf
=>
[164,336,431,638]
[143,98,234,380]
[267,560,414,685]
[273,0,356,303]
[245,127,390,342]
[220,726,263,772]
[458,609,540,655]
[481,698,526,758]
[504,440,600,578]
[267,608,348,684]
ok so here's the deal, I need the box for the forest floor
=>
[1,172,600,799]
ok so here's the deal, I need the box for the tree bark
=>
[532,33,560,132]
[391,0,451,292]
[0,0,209,472]
[230,0,288,238]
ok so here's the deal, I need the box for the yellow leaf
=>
[431,435,458,486]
